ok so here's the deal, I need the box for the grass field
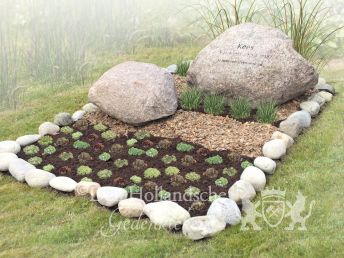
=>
[0,48,343,258]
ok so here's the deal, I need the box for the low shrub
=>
[77,166,93,176]
[180,88,202,111]
[241,160,253,169]
[38,136,53,146]
[215,177,229,187]
[60,126,74,134]
[146,148,158,158]
[158,190,171,200]
[23,145,40,156]
[144,168,161,179]
[134,130,150,140]
[256,101,277,123]
[130,175,142,184]
[97,169,112,179]
[176,142,194,152]
[43,145,56,155]
[176,60,191,76]
[59,152,74,161]
[128,147,144,156]
[73,140,90,149]
[28,157,43,166]
[185,186,201,197]
[93,123,108,132]
[101,130,117,141]
[99,152,111,161]
[229,97,252,119]
[205,155,223,165]
[185,172,201,182]
[204,94,225,115]
[114,159,128,168]
[43,164,55,172]
[165,166,180,176]
[223,167,237,176]
[162,155,177,164]
[72,131,83,140]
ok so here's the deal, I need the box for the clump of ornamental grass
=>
[146,148,158,158]
[165,166,180,176]
[205,155,223,165]
[97,169,112,179]
[43,145,56,155]
[144,168,161,179]
[23,145,40,156]
[59,152,73,161]
[229,97,252,119]
[204,94,225,115]
[73,140,90,149]
[99,152,111,162]
[176,142,194,152]
[176,59,191,76]
[77,166,93,176]
[180,87,202,111]
[114,159,128,168]
[162,155,177,165]
[28,157,43,166]
[38,136,53,146]
[256,101,277,124]
[101,130,117,141]
[128,147,144,156]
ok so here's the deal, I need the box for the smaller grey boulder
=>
[227,180,256,204]
[72,110,86,122]
[240,166,266,191]
[49,177,77,192]
[271,131,294,148]
[0,153,18,171]
[16,135,41,147]
[309,94,325,107]
[82,103,99,113]
[166,64,177,74]
[254,156,276,175]
[317,91,333,102]
[25,169,56,188]
[119,198,146,218]
[96,186,128,207]
[9,159,35,182]
[300,101,320,117]
[0,141,21,154]
[182,216,226,240]
[279,119,302,138]
[207,198,241,225]
[287,111,311,128]
[315,83,335,94]
[39,122,60,136]
[54,112,73,126]
[262,139,287,160]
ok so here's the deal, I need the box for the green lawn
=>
[0,49,343,257]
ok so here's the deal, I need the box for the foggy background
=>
[1,0,343,110]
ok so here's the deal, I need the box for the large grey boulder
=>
[9,159,35,182]
[96,186,128,207]
[287,111,311,128]
[228,180,256,204]
[25,169,56,188]
[207,198,241,225]
[300,101,320,117]
[262,139,287,160]
[187,23,318,106]
[182,216,226,240]
[240,166,266,192]
[0,153,18,171]
[0,141,21,154]
[49,177,77,192]
[16,135,41,147]
[89,61,178,125]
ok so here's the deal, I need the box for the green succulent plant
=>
[204,94,225,115]
[130,175,142,184]
[146,148,158,158]
[161,155,177,164]
[97,169,113,179]
[157,139,172,149]
[43,145,56,155]
[215,177,229,187]
[144,181,158,191]
[110,144,124,154]
[165,166,180,176]
[134,130,151,140]
[185,172,201,182]
[180,87,202,111]
[38,136,53,146]
[81,177,93,182]
[55,137,69,146]
[158,190,171,200]
[73,140,90,149]
[126,184,141,194]
[127,138,138,147]
[241,160,253,169]
[144,168,161,179]
[176,142,194,152]
[43,164,55,172]
[72,131,83,140]
[181,155,196,166]
[205,155,223,165]
[60,126,74,134]
[93,123,108,132]
[132,159,148,171]
[99,152,111,161]
[59,152,74,161]
[229,97,252,119]
[208,194,221,203]
[128,147,144,156]
[256,101,277,124]
[114,159,128,168]
[28,156,43,166]
[77,166,93,176]
[101,130,117,141]
[78,152,93,164]
[185,186,201,197]
[203,168,219,179]
[223,167,238,176]
[170,175,186,187]
[23,145,40,156]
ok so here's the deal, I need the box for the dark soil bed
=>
[18,120,252,216]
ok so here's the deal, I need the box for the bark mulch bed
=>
[18,121,253,216]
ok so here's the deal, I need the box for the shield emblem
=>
[262,194,286,228]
